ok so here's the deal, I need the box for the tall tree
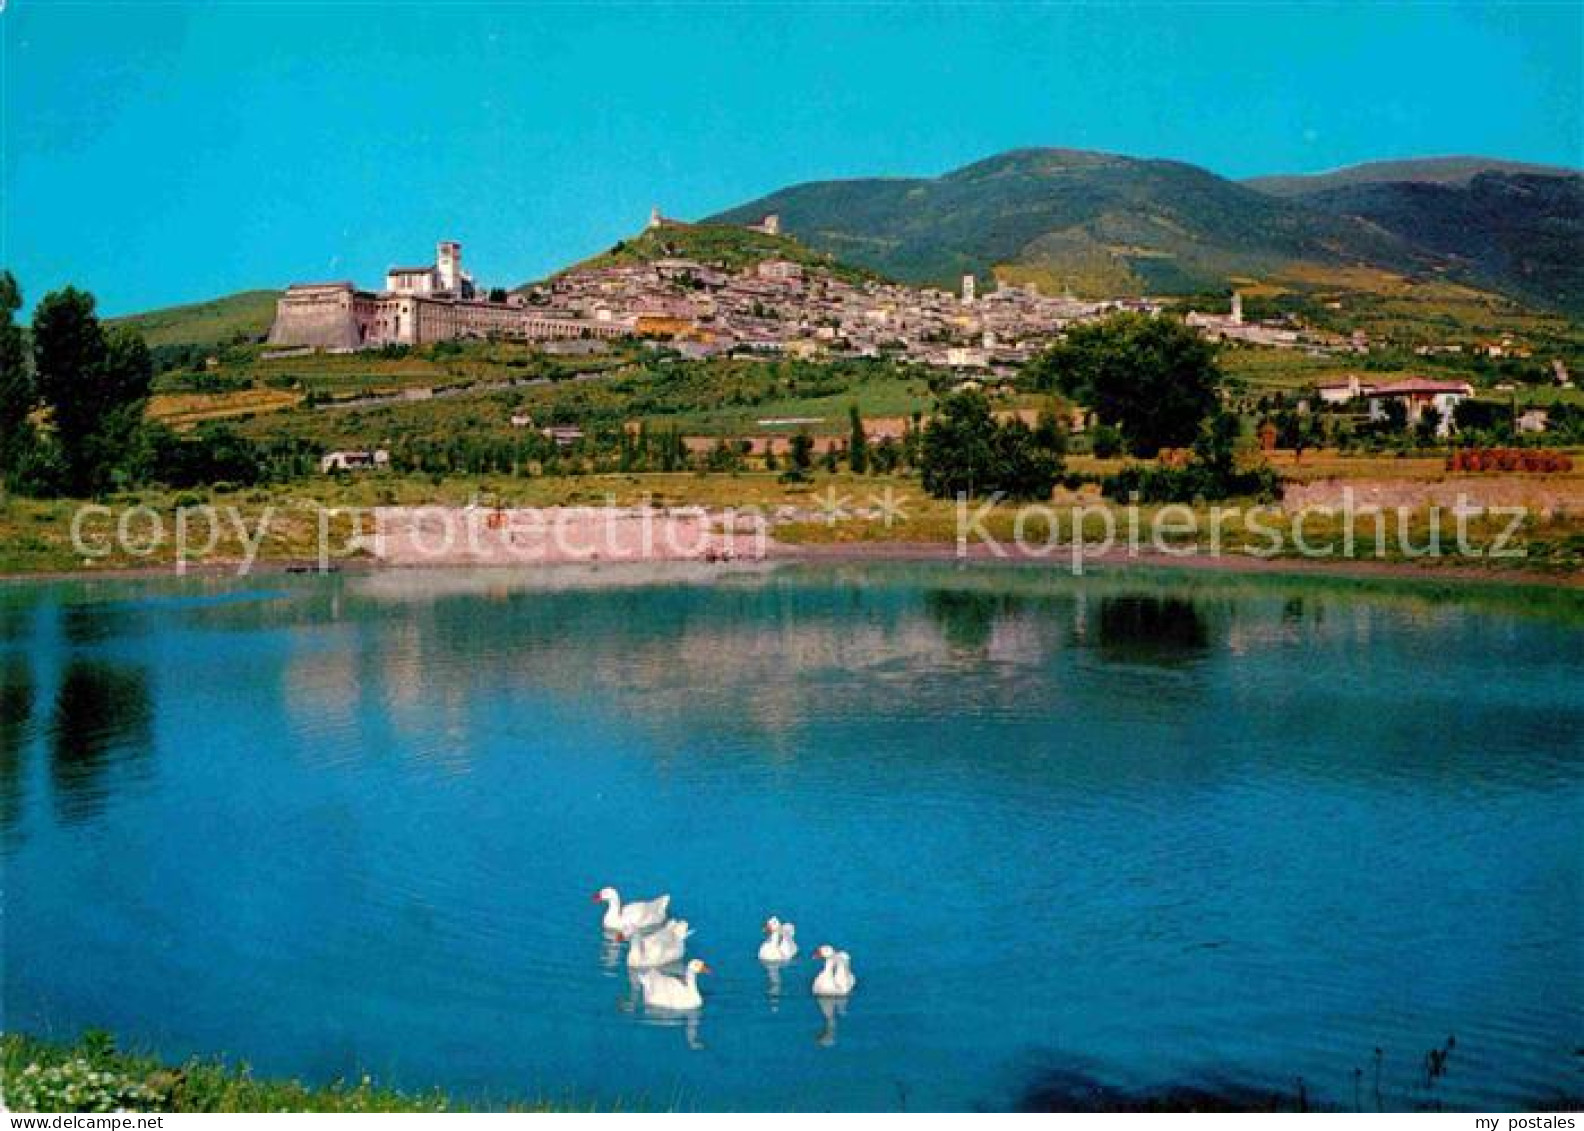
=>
[789,431,814,475]
[1028,312,1222,457]
[0,272,35,483]
[920,389,1058,501]
[32,287,153,495]
[847,404,869,474]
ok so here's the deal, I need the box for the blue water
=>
[3,563,1581,1111]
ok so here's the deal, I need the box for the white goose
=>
[757,916,799,963]
[625,919,693,969]
[812,944,856,997]
[638,957,711,1010]
[593,887,671,934]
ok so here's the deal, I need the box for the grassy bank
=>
[3,461,1581,578]
[0,1031,562,1113]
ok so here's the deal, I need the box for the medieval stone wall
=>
[266,284,362,349]
[269,283,629,349]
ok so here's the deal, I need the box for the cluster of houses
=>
[1314,375,1483,436]
[522,218,1147,372]
[1186,291,1373,353]
[1311,374,1556,437]
[269,221,1157,369]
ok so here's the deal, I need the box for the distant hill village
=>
[265,210,1518,384]
[267,213,1191,371]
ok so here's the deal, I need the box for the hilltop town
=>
[265,212,1374,375]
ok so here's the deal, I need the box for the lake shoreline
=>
[773,540,1584,588]
[2,538,1579,589]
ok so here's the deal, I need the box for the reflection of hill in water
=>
[5,563,1578,807]
[254,563,1584,791]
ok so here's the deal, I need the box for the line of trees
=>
[2,274,157,496]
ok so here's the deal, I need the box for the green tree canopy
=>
[0,271,34,482]
[1028,313,1222,457]
[920,389,1060,500]
[32,286,153,495]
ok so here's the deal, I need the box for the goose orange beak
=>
[590,892,603,903]
[698,963,713,974]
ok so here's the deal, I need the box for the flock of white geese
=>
[594,886,857,1012]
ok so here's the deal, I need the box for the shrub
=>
[1102,461,1281,504]
[1090,424,1124,459]
[1446,448,1574,473]
[4,1032,165,1113]
[143,424,264,489]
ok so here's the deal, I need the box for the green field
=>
[135,333,1584,458]
[167,347,956,448]
[110,289,279,349]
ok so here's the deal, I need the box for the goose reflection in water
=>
[599,934,624,973]
[619,968,703,1049]
[618,969,642,1014]
[628,983,704,1051]
[762,961,783,1010]
[815,994,848,1048]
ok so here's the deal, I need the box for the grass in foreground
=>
[0,1031,562,1113]
[2,460,1581,576]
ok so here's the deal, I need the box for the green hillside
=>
[1248,166,1584,315]
[535,221,883,287]
[110,289,279,349]
[707,148,1439,296]
[1245,156,1579,198]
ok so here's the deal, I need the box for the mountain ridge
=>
[708,147,1443,295]
[707,147,1582,313]
[1245,156,1580,197]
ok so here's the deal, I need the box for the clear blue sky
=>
[5,1,1581,315]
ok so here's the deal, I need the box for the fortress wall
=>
[270,284,631,349]
[267,287,363,349]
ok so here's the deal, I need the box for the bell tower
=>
[437,241,462,292]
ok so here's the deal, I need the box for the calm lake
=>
[3,563,1580,1111]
